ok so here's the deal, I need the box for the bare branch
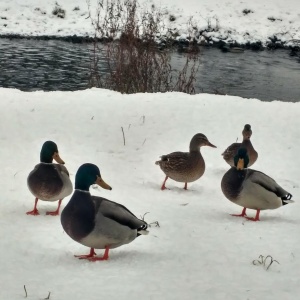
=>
[87,0,200,93]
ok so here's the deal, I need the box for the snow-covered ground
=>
[1,87,299,299]
[0,0,299,47]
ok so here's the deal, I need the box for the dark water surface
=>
[0,38,299,102]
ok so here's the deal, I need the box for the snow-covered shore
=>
[1,88,300,299]
[0,0,299,49]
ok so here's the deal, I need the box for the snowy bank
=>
[0,87,300,300]
[0,0,299,49]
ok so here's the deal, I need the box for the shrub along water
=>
[87,0,200,94]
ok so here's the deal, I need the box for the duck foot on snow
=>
[26,198,40,216]
[46,199,62,216]
[245,210,260,221]
[75,247,110,261]
[231,207,247,218]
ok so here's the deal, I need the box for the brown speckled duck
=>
[221,148,294,221]
[222,124,258,167]
[155,133,217,190]
[27,141,73,216]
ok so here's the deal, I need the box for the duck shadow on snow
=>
[218,210,299,224]
[143,180,204,194]
[61,248,160,264]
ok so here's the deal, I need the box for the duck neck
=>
[40,154,53,163]
[75,181,91,191]
[242,139,254,149]
[189,142,201,152]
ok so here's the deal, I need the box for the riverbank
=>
[0,0,299,51]
[1,33,299,53]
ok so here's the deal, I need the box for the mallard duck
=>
[221,148,294,221]
[27,141,73,216]
[60,163,148,261]
[155,133,217,190]
[222,124,258,167]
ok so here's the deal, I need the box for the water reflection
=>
[0,38,299,101]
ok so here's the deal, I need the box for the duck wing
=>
[92,196,147,230]
[156,151,190,170]
[222,142,241,158]
[54,164,70,176]
[246,169,290,198]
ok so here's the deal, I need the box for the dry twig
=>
[121,126,125,145]
[23,285,27,298]
[141,212,160,227]
[252,255,280,271]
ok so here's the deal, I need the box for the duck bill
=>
[207,141,217,148]
[53,152,65,164]
[237,159,244,170]
[96,177,112,190]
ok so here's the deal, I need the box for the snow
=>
[1,87,300,299]
[0,0,299,46]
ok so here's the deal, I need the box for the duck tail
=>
[282,193,294,205]
[155,155,168,165]
[282,199,295,205]
[137,224,149,236]
[138,230,149,235]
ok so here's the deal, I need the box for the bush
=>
[87,0,200,94]
[52,3,66,18]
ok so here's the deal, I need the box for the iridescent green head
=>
[233,148,249,170]
[75,163,112,191]
[40,141,65,164]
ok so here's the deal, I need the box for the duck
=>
[60,163,148,261]
[221,148,294,221]
[27,141,73,216]
[155,133,217,190]
[222,124,258,167]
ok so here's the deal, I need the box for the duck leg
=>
[231,207,247,217]
[75,248,97,259]
[75,247,110,262]
[87,247,110,262]
[46,199,62,216]
[26,198,39,216]
[245,210,260,221]
[184,182,188,190]
[161,176,169,190]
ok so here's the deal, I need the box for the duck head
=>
[190,133,217,151]
[242,124,252,140]
[40,141,65,164]
[75,163,112,191]
[234,148,249,170]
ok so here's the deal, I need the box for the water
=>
[0,38,299,101]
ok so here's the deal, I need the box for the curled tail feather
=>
[137,223,149,236]
[281,193,294,205]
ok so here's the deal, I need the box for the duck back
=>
[159,151,205,182]
[27,163,64,201]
